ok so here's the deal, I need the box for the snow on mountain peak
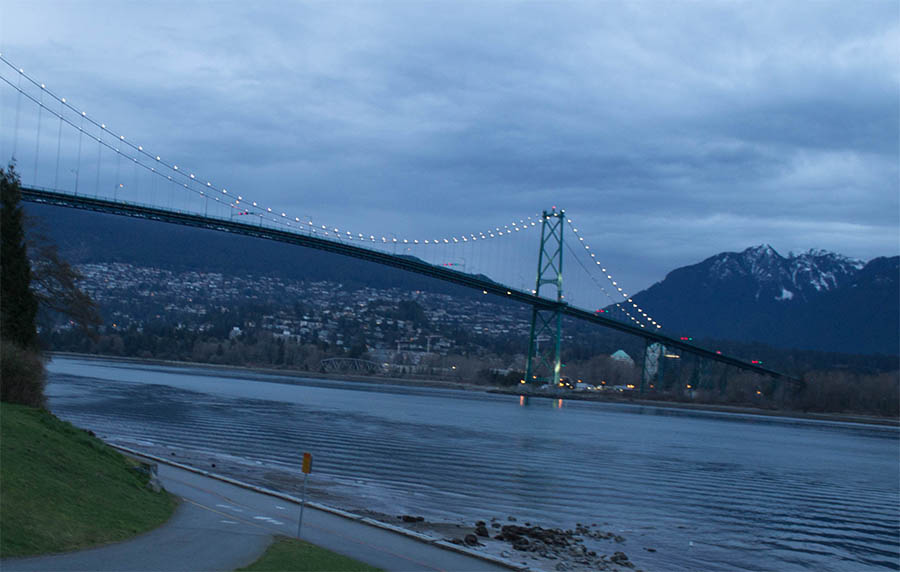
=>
[744,244,781,259]
[705,245,863,298]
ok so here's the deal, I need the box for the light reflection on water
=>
[46,356,899,571]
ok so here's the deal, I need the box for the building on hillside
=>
[610,350,634,367]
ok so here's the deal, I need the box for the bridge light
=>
[156,156,160,161]
[101,124,106,129]
[82,111,86,117]
[138,146,143,151]
[61,97,66,103]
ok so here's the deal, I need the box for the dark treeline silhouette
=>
[1,163,100,407]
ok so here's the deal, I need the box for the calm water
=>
[46,356,899,571]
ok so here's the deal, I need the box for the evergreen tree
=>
[1,163,39,349]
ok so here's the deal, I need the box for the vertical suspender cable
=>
[54,97,63,190]
[113,147,121,200]
[94,127,102,197]
[74,115,83,195]
[132,158,139,201]
[33,86,43,184]
[11,69,22,160]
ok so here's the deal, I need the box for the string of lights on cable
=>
[563,239,649,327]
[564,216,662,329]
[0,54,543,253]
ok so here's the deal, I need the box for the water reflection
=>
[45,357,900,572]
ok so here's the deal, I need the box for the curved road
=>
[3,460,515,572]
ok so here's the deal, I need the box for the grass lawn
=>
[0,402,176,557]
[238,536,383,572]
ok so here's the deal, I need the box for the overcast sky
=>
[1,1,897,293]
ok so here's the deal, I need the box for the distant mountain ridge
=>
[629,245,899,355]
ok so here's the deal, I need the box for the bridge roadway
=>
[21,186,795,381]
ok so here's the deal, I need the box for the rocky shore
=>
[392,513,650,571]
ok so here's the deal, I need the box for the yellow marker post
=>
[297,452,312,538]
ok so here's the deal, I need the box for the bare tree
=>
[27,217,101,336]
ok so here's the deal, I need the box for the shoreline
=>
[48,351,899,427]
[110,441,647,572]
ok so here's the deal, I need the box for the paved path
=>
[3,461,513,572]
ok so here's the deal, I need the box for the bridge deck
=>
[21,186,797,382]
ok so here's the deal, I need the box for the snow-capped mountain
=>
[628,246,898,355]
[692,244,864,302]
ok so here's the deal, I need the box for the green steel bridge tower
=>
[525,208,565,387]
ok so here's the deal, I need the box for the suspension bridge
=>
[0,54,797,392]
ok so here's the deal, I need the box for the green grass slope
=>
[238,536,383,572]
[0,403,176,557]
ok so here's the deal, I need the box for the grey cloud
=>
[0,0,896,291]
